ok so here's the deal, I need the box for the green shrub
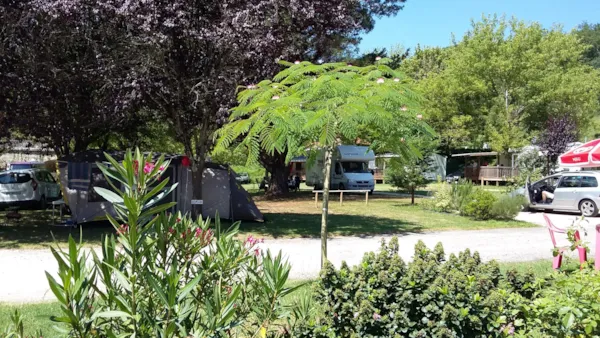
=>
[460,189,497,220]
[299,238,539,338]
[517,269,600,337]
[491,194,526,220]
[422,182,454,212]
[451,179,476,210]
[36,149,297,338]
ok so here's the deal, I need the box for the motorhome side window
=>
[88,167,119,202]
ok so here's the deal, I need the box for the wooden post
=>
[496,180,499,186]
[314,192,318,208]
[365,191,369,205]
[339,191,343,206]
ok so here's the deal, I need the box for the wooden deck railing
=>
[465,166,519,181]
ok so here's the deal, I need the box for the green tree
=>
[216,60,431,266]
[576,22,600,68]
[407,16,600,150]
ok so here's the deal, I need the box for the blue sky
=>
[359,0,600,52]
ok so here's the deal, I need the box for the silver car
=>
[523,171,600,217]
[0,169,61,209]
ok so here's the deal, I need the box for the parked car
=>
[0,169,61,209]
[235,172,250,184]
[445,169,465,183]
[8,161,46,171]
[516,171,600,217]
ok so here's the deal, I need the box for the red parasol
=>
[559,139,600,167]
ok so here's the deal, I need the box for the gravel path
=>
[1,212,598,303]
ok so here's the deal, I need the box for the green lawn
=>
[0,193,535,248]
[242,193,534,238]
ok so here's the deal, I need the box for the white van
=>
[305,145,375,193]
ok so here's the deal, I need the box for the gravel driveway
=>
[1,212,598,303]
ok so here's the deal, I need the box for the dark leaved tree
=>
[1,0,140,155]
[537,114,578,174]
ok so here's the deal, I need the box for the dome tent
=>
[58,150,263,224]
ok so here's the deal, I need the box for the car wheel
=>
[338,183,345,190]
[39,195,47,210]
[579,199,598,217]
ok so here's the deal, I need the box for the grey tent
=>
[58,151,263,224]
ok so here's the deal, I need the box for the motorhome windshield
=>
[341,161,369,173]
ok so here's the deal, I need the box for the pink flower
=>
[117,224,129,235]
[247,84,256,89]
[254,248,261,256]
[400,105,408,111]
[376,78,384,84]
[416,114,423,120]
[373,313,382,321]
[394,78,400,82]
[195,228,202,238]
[176,218,181,223]
[158,166,166,172]
[144,162,155,174]
[294,60,301,64]
[347,63,352,67]
[375,56,382,61]
[168,227,175,234]
[272,95,280,100]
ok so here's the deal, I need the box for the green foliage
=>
[386,161,430,203]
[0,310,42,338]
[216,59,432,165]
[491,195,526,220]
[42,149,297,337]
[422,182,454,212]
[576,22,600,68]
[451,179,476,211]
[460,189,498,220]
[518,270,600,337]
[301,239,539,337]
[408,16,600,149]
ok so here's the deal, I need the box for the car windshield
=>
[9,164,33,170]
[0,172,32,184]
[341,161,369,173]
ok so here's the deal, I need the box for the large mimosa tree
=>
[216,59,432,266]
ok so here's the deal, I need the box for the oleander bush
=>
[8,149,298,338]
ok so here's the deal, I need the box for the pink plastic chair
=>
[543,214,587,270]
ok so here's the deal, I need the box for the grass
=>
[240,192,534,238]
[0,209,108,249]
[0,192,535,248]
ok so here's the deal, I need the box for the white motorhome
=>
[305,145,375,192]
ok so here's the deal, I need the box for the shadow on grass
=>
[0,210,111,249]
[237,212,423,239]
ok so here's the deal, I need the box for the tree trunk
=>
[411,188,415,205]
[320,145,333,268]
[190,156,205,220]
[259,150,289,197]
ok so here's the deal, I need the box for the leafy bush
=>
[517,269,600,337]
[460,189,497,220]
[491,194,526,220]
[422,182,454,212]
[299,238,539,338]
[386,162,430,204]
[451,179,476,211]
[40,149,298,337]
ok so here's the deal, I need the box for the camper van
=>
[305,145,375,193]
